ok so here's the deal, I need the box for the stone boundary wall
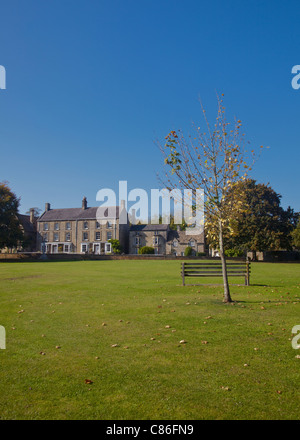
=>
[1,252,299,263]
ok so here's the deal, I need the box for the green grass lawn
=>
[0,260,299,420]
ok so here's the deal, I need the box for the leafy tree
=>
[291,221,300,249]
[138,246,155,254]
[0,182,24,250]
[25,207,41,217]
[108,239,122,254]
[207,179,298,254]
[159,95,258,302]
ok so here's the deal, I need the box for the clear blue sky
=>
[0,0,299,213]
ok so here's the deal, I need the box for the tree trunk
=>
[219,220,233,303]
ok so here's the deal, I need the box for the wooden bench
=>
[181,260,250,286]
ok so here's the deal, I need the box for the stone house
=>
[18,209,38,251]
[129,224,205,255]
[0,208,37,253]
[129,224,169,254]
[37,198,128,254]
[166,226,205,256]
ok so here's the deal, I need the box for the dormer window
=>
[173,240,178,247]
[153,236,159,245]
[107,221,113,229]
[189,240,195,247]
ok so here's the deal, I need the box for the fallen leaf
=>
[85,379,93,384]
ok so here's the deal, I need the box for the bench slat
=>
[183,271,250,275]
[182,274,246,277]
[184,262,249,266]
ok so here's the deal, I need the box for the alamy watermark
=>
[0,326,5,349]
[291,325,300,350]
[291,65,300,89]
[0,65,6,89]
[95,181,204,235]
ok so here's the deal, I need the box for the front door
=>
[94,244,100,255]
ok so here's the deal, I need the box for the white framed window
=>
[107,221,113,229]
[81,243,88,253]
[64,244,70,253]
[96,221,100,229]
[83,232,88,241]
[54,232,59,242]
[105,243,111,253]
[65,232,71,241]
[83,221,89,230]
[54,222,59,231]
[95,231,101,241]
[66,222,71,230]
[107,231,112,240]
[173,240,178,247]
[43,223,48,231]
[189,240,195,247]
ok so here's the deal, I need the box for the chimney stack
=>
[29,208,35,224]
[82,197,87,210]
[45,203,51,212]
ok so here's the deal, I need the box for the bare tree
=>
[158,95,258,302]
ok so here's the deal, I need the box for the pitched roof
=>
[17,214,36,233]
[130,224,169,232]
[38,206,120,222]
[167,229,204,243]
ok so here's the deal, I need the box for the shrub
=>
[108,239,122,254]
[224,248,244,257]
[138,246,155,255]
[184,246,193,256]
